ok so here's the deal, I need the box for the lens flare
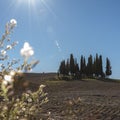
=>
[17,0,36,5]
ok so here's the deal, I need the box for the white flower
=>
[16,116,19,119]
[20,42,34,58]
[10,19,17,26]
[10,70,16,76]
[24,42,29,48]
[6,45,12,50]
[27,98,32,103]
[4,75,12,82]
[25,93,30,97]
[40,84,46,88]
[1,50,6,56]
[22,107,26,111]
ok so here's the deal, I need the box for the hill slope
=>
[25,73,120,119]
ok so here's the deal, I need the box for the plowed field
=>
[26,73,120,120]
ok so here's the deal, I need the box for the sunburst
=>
[9,0,56,19]
[17,0,37,8]
[17,0,36,4]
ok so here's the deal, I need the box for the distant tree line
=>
[58,53,112,79]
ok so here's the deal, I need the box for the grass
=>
[45,80,67,86]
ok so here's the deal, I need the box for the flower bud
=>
[6,45,12,50]
[20,42,34,58]
[10,19,17,26]
[4,75,13,82]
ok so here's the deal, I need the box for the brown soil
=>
[25,73,120,120]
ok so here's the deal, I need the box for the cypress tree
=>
[87,54,93,77]
[58,53,111,79]
[59,60,66,76]
[74,58,79,76]
[65,59,70,75]
[70,54,75,76]
[95,53,99,77]
[83,57,86,75]
[99,55,104,77]
[105,57,112,77]
[80,55,84,74]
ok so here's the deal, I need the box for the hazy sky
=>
[0,0,120,79]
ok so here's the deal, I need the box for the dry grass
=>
[25,73,120,120]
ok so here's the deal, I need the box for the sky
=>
[0,0,120,79]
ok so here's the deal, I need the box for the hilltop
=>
[23,73,120,119]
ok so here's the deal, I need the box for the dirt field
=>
[25,73,120,120]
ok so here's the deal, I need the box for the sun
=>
[13,0,55,19]
[15,0,41,16]
[16,0,47,11]
[17,0,46,5]
[17,0,36,6]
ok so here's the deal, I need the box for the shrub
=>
[0,19,48,120]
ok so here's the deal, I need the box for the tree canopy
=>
[58,53,112,79]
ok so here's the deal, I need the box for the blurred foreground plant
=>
[0,19,48,120]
